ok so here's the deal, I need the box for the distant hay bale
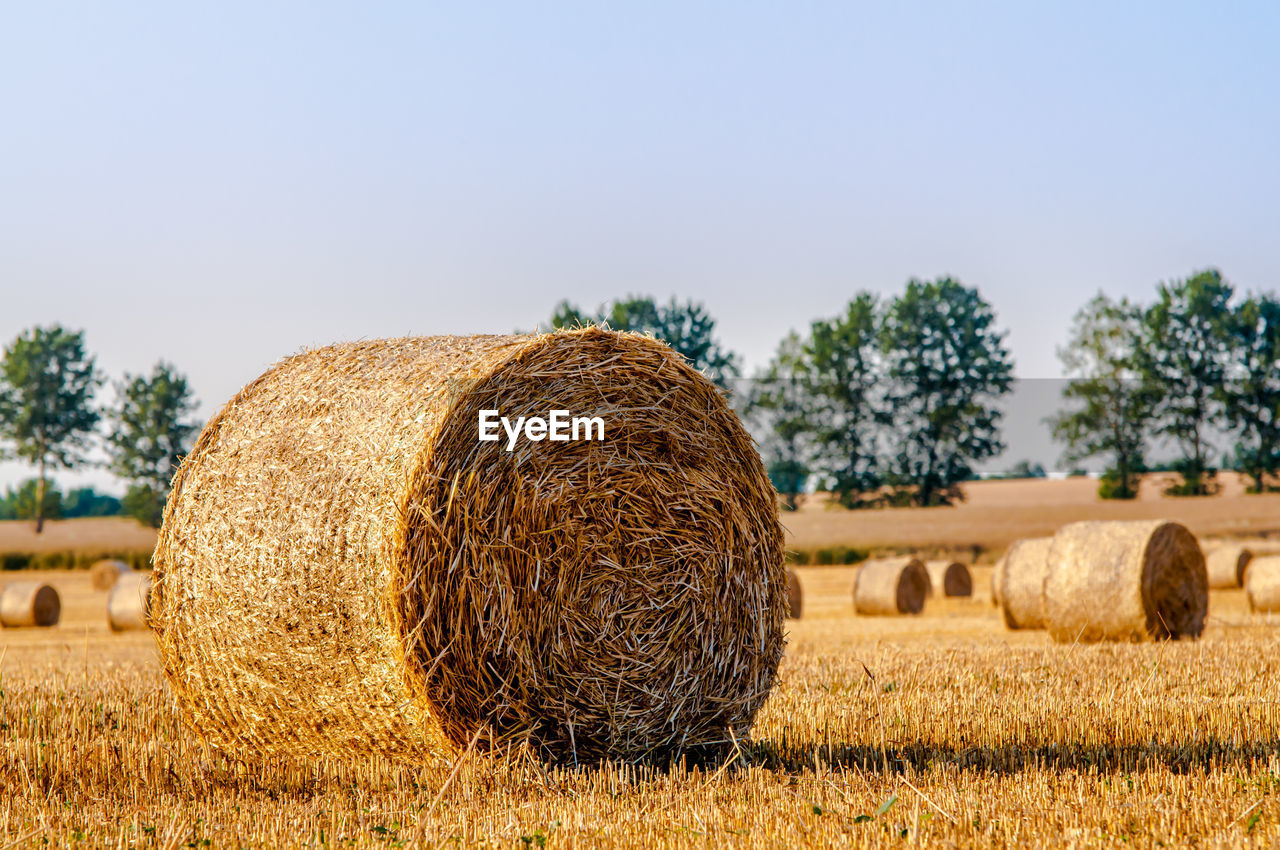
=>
[1205,542,1280,588]
[0,582,61,628]
[1245,556,1280,613]
[995,537,1052,630]
[786,568,802,619]
[1044,520,1207,643]
[853,558,928,615]
[925,560,972,597]
[108,572,152,631]
[89,559,132,591]
[151,329,785,764]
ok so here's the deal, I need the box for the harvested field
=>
[3,567,1278,847]
[782,474,1280,557]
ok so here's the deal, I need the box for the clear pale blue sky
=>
[1,2,1277,491]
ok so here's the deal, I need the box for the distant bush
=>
[0,549,153,571]
[788,545,869,566]
[0,479,123,520]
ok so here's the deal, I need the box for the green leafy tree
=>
[0,325,102,532]
[0,478,63,522]
[1223,292,1280,492]
[1048,293,1157,499]
[546,296,740,390]
[106,361,200,528]
[803,293,884,507]
[745,332,815,510]
[1136,269,1234,495]
[62,487,123,518]
[879,278,1013,506]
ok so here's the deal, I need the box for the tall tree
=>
[545,296,740,390]
[106,361,200,527]
[1223,292,1280,493]
[879,278,1013,506]
[803,293,884,507]
[745,332,815,510]
[1048,293,1157,499]
[1136,269,1234,495]
[0,325,102,532]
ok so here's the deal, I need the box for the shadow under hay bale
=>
[852,558,928,615]
[1245,556,1280,613]
[925,560,972,597]
[1044,519,1207,643]
[89,558,132,591]
[786,568,802,619]
[995,537,1052,630]
[108,572,152,631]
[0,581,60,628]
[151,329,785,765]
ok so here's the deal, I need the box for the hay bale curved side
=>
[90,559,132,591]
[1245,556,1280,613]
[785,568,802,619]
[995,537,1052,630]
[0,582,60,628]
[925,560,972,597]
[853,558,928,615]
[153,329,786,764]
[1044,520,1206,643]
[108,572,152,631]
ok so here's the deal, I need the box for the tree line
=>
[3,271,1271,531]
[550,270,1280,509]
[0,325,198,530]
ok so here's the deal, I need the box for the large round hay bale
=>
[152,329,785,764]
[852,558,928,615]
[108,572,152,631]
[1245,556,1280,613]
[89,559,132,591]
[995,537,1052,630]
[785,568,802,618]
[0,582,60,628]
[1044,520,1207,643]
[1205,542,1279,588]
[924,560,972,597]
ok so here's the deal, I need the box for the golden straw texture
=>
[852,558,928,615]
[152,329,785,764]
[995,537,1051,630]
[89,559,132,591]
[107,572,151,631]
[1245,555,1280,613]
[1044,520,1207,643]
[785,568,802,619]
[924,560,972,597]
[0,581,60,628]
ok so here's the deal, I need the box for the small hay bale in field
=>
[1204,542,1279,588]
[786,568,802,618]
[925,559,972,597]
[108,572,152,631]
[89,559,132,591]
[151,329,785,764]
[0,582,60,628]
[1044,520,1207,643]
[852,558,928,615]
[995,537,1052,630]
[1245,556,1280,613]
